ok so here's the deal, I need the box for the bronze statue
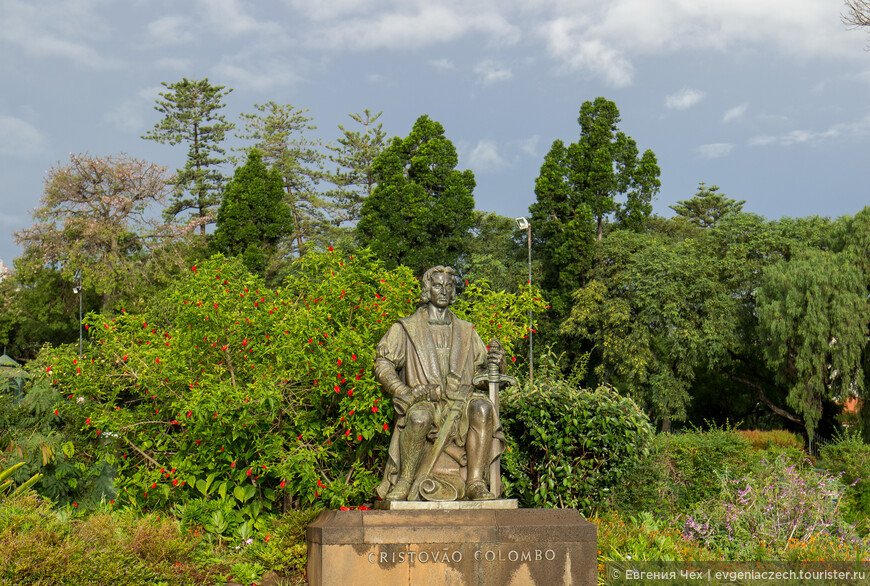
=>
[374,266,509,502]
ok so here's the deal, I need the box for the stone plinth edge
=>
[306,508,597,586]
[373,498,518,510]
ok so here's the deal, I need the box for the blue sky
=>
[1,0,869,266]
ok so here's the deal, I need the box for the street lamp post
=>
[515,217,532,384]
[73,270,82,357]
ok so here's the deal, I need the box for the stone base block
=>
[306,508,597,586]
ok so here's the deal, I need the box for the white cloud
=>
[510,135,540,159]
[538,18,633,86]
[533,0,862,85]
[697,143,733,159]
[0,116,47,157]
[197,0,281,37]
[665,88,705,110]
[723,103,748,123]
[154,57,194,72]
[475,59,512,84]
[429,58,455,70]
[0,0,122,69]
[147,16,195,45]
[213,58,302,91]
[304,4,520,50]
[467,139,507,171]
[749,113,870,147]
[749,135,776,147]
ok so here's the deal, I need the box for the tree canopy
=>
[357,115,476,275]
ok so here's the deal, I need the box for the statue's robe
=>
[374,307,506,501]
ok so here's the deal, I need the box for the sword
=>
[472,338,515,497]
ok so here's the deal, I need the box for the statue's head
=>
[418,266,458,307]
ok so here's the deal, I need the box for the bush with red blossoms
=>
[34,248,546,529]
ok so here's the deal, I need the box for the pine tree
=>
[142,78,234,233]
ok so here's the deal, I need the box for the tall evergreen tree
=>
[212,150,292,277]
[356,115,476,275]
[325,110,387,249]
[530,97,660,316]
[237,102,329,257]
[142,78,234,233]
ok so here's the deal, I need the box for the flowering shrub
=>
[33,249,545,529]
[682,454,863,560]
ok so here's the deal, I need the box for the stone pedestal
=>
[306,507,597,586]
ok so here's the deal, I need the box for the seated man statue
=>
[374,266,506,502]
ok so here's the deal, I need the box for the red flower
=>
[357,434,362,441]
[151,482,157,489]
[352,353,357,361]
[191,266,197,273]
[214,302,218,309]
[247,469,252,476]
[383,423,389,431]
[345,429,351,436]
[46,366,52,373]
[173,478,178,486]
[122,355,128,361]
[334,384,340,393]
[73,358,77,365]
[372,406,378,413]
[186,411,192,418]
[85,417,91,425]
[280,480,286,488]
[328,246,334,252]
[231,461,236,468]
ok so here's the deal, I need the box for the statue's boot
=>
[466,479,495,500]
[385,477,413,501]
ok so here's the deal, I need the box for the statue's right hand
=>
[410,384,430,404]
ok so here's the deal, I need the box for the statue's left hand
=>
[487,343,505,367]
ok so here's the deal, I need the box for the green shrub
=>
[659,424,755,510]
[246,508,323,583]
[819,430,870,526]
[607,435,676,516]
[500,362,654,514]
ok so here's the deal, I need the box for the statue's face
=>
[427,272,455,308]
